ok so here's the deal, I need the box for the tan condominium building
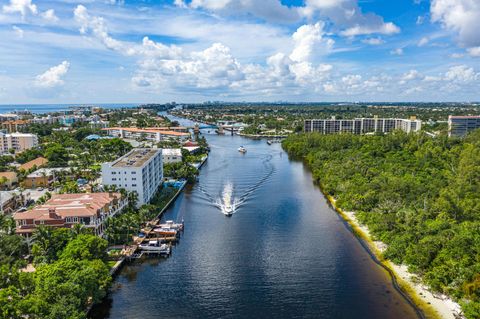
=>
[1,120,30,133]
[0,132,38,154]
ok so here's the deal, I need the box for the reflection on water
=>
[89,114,419,319]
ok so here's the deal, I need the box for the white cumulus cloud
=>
[181,0,300,23]
[74,6,334,96]
[41,9,59,22]
[289,22,333,62]
[444,65,478,82]
[34,61,70,88]
[467,47,480,57]
[304,0,400,37]
[2,0,37,18]
[431,0,480,48]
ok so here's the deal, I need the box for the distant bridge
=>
[198,124,218,129]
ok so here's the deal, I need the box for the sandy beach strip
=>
[327,195,463,319]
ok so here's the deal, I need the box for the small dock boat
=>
[152,227,178,237]
[139,240,171,255]
[158,220,184,231]
[267,140,272,145]
[238,146,247,153]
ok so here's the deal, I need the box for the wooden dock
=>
[115,174,193,265]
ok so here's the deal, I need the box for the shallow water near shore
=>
[89,117,418,319]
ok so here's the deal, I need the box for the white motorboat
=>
[158,220,184,231]
[139,240,171,255]
[238,146,247,153]
[223,204,233,216]
[217,183,236,216]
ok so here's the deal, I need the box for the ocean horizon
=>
[0,103,141,114]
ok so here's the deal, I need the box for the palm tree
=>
[31,226,53,263]
[70,223,89,237]
[127,191,138,208]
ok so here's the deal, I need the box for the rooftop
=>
[144,126,188,131]
[14,192,122,221]
[163,148,182,156]
[27,167,71,178]
[19,157,48,171]
[0,171,17,181]
[449,115,480,119]
[111,148,160,168]
[103,127,189,137]
[0,132,37,137]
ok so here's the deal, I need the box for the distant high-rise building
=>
[448,115,480,137]
[101,148,163,206]
[304,116,421,135]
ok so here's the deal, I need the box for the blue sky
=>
[0,0,479,103]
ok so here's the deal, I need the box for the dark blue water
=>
[90,116,418,318]
[0,104,139,114]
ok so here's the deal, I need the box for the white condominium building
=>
[304,116,422,135]
[0,132,38,154]
[101,148,163,206]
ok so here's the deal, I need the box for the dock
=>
[118,180,187,262]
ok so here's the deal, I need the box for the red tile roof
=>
[102,127,189,136]
[14,192,122,221]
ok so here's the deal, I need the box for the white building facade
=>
[162,148,182,163]
[304,117,422,135]
[101,148,163,206]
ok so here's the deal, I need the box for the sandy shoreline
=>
[327,196,463,319]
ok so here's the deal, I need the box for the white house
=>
[162,148,182,163]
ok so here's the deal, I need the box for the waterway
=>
[90,114,418,319]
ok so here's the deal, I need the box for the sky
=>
[0,0,479,104]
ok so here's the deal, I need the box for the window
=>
[73,217,79,223]
[132,178,136,181]
[131,171,136,174]
[112,172,117,175]
[112,178,117,181]
[132,184,137,187]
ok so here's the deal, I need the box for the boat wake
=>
[215,183,240,216]
[197,153,277,216]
